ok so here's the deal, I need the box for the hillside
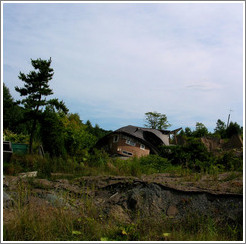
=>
[3,171,243,241]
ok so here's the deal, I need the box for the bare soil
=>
[3,172,243,226]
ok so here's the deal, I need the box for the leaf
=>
[122,229,127,235]
[163,232,171,237]
[72,230,82,235]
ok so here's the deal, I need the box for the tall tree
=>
[3,83,27,133]
[15,58,68,153]
[144,111,171,130]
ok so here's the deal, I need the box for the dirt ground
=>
[3,172,243,226]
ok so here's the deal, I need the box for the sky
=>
[2,1,244,131]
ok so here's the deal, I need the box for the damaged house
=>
[96,125,182,158]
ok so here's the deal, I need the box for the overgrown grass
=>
[4,197,242,241]
[4,148,243,180]
[3,153,243,241]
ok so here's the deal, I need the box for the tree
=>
[40,106,67,157]
[62,113,97,157]
[184,127,193,137]
[3,83,16,130]
[214,119,226,138]
[144,111,171,130]
[225,122,242,138]
[15,58,68,153]
[193,122,208,138]
[3,83,27,133]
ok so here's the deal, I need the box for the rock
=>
[45,193,70,208]
[32,179,54,189]
[108,205,131,223]
[166,205,178,217]
[3,191,14,208]
[19,171,38,178]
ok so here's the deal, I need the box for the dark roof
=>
[115,125,170,146]
[96,125,182,154]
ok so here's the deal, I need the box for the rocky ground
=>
[3,173,243,228]
[3,172,243,227]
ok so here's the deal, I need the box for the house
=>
[96,125,182,158]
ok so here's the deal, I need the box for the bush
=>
[139,155,171,174]
[111,157,141,177]
[88,149,110,168]
[216,151,243,171]
[4,129,29,143]
[159,138,214,172]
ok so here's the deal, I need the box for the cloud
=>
[185,81,222,91]
[3,2,244,130]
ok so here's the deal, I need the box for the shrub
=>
[139,155,171,174]
[216,151,243,171]
[159,138,213,172]
[88,149,110,168]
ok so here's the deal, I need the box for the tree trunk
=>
[29,118,37,154]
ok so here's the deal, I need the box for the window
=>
[122,150,133,156]
[126,138,136,146]
[113,135,119,143]
[140,144,145,150]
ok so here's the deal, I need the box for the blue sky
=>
[2,2,244,131]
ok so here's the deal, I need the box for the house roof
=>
[96,125,182,155]
[115,125,170,145]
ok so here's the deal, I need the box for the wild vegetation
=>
[3,58,243,241]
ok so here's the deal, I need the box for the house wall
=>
[104,133,150,158]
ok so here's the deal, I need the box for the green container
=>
[12,143,29,154]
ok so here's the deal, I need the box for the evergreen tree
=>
[15,58,68,153]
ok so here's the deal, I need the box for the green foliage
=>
[139,155,171,174]
[89,149,110,168]
[179,123,209,138]
[214,119,242,139]
[216,151,243,171]
[111,157,141,177]
[226,122,243,138]
[193,122,209,138]
[40,107,67,157]
[15,58,68,153]
[214,119,227,138]
[86,120,110,139]
[184,127,193,137]
[4,199,242,242]
[160,138,213,172]
[3,83,28,134]
[3,154,46,175]
[144,111,171,130]
[62,114,97,158]
[4,129,29,144]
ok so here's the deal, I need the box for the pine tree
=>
[15,58,68,153]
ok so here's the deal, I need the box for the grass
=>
[3,152,243,241]
[3,177,243,241]
[4,200,242,241]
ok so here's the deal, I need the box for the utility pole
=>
[226,109,233,128]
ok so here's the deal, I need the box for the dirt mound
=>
[3,174,243,227]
